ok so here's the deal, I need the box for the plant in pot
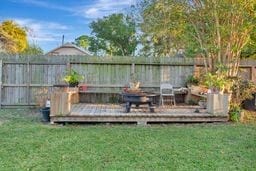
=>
[203,64,234,94]
[63,69,84,87]
[203,69,233,115]
[203,72,233,94]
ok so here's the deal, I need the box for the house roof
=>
[45,42,92,56]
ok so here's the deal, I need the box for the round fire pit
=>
[122,92,156,113]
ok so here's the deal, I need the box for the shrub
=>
[231,79,256,105]
[229,104,241,122]
[186,75,199,86]
[229,79,256,122]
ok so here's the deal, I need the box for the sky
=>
[0,0,136,53]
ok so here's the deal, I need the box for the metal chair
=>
[160,83,176,106]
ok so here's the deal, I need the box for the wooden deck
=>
[50,103,228,124]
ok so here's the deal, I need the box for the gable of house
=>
[46,43,91,56]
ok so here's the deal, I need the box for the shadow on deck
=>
[50,103,228,125]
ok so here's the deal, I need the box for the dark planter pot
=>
[242,94,256,111]
[40,107,50,122]
[69,82,79,87]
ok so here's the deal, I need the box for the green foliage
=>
[231,78,256,106]
[138,0,256,76]
[186,75,199,86]
[241,25,256,59]
[229,78,256,122]
[140,0,186,57]
[89,13,137,56]
[21,43,43,55]
[63,69,84,85]
[202,64,233,93]
[203,73,227,92]
[0,20,28,53]
[187,99,198,105]
[87,36,106,56]
[74,35,91,49]
[229,104,242,122]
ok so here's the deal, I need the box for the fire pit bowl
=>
[122,92,157,113]
[123,93,149,103]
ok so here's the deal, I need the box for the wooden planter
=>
[50,88,79,116]
[206,93,229,116]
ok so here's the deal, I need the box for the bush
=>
[228,79,256,122]
[231,79,256,105]
[229,104,241,122]
[186,75,199,86]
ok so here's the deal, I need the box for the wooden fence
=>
[0,55,255,107]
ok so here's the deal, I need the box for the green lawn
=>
[0,109,255,170]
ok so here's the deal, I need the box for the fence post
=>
[131,63,135,74]
[131,63,135,81]
[0,60,2,108]
[26,61,31,105]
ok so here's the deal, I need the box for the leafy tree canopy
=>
[0,20,28,53]
[140,0,186,57]
[140,0,256,77]
[241,28,256,59]
[89,13,137,56]
[74,35,91,50]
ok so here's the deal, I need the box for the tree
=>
[21,43,43,55]
[73,35,105,56]
[140,0,186,57]
[90,13,137,56]
[87,36,107,56]
[241,28,256,59]
[140,0,256,77]
[74,35,91,50]
[0,20,28,53]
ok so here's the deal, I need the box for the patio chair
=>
[160,83,176,106]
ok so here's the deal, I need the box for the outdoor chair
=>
[160,83,176,106]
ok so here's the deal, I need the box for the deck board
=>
[51,103,228,124]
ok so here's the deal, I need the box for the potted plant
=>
[203,72,228,93]
[63,69,84,87]
[203,72,232,115]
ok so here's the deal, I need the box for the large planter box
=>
[50,89,79,116]
[207,93,229,116]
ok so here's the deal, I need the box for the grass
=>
[0,109,255,170]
